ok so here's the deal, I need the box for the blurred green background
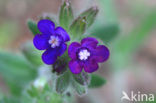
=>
[0,0,156,103]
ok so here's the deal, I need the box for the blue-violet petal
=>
[55,27,70,42]
[57,43,67,56]
[69,60,82,74]
[42,48,58,65]
[84,58,99,73]
[68,42,81,59]
[92,45,110,62]
[81,37,98,48]
[33,34,49,50]
[38,19,55,35]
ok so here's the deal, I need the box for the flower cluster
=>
[33,19,109,74]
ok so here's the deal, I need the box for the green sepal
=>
[80,6,99,28]
[89,74,106,88]
[55,71,70,94]
[72,80,87,96]
[72,71,90,86]
[59,0,74,30]
[69,16,86,39]
[27,19,40,36]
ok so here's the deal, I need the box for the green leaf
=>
[0,51,37,96]
[72,80,87,96]
[0,91,3,100]
[80,6,99,28]
[112,10,156,70]
[56,71,70,94]
[115,11,156,54]
[27,19,40,36]
[0,96,19,103]
[69,17,87,39]
[47,92,63,103]
[91,23,119,43]
[59,0,74,30]
[89,74,106,88]
[72,72,90,86]
[21,42,43,67]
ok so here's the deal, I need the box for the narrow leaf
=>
[91,23,119,43]
[59,0,74,30]
[21,42,43,67]
[112,10,156,70]
[115,11,156,54]
[80,6,99,28]
[69,17,86,39]
[0,51,37,96]
[89,74,106,88]
[27,19,40,36]
[56,71,70,94]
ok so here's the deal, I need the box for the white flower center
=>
[78,49,90,60]
[48,36,61,48]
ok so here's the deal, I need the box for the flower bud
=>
[80,6,99,28]
[52,58,68,75]
[59,0,74,30]
[69,17,87,39]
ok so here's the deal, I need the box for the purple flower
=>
[68,37,109,74]
[33,19,70,65]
